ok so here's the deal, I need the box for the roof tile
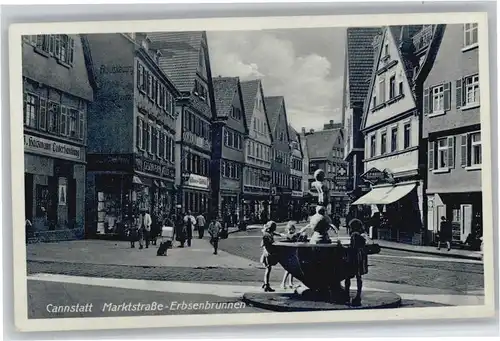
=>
[305,129,341,160]
[213,76,239,118]
[264,96,283,135]
[239,79,260,127]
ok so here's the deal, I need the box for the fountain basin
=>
[272,238,381,299]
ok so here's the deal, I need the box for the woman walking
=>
[208,215,222,255]
[281,221,300,289]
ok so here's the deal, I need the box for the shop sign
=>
[361,167,386,184]
[334,165,349,182]
[185,174,209,189]
[183,131,211,151]
[87,154,133,171]
[135,156,175,178]
[24,134,83,162]
[292,191,303,198]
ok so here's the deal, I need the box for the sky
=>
[207,27,346,132]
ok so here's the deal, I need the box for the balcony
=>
[412,25,433,54]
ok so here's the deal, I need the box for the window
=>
[464,23,478,48]
[378,78,386,103]
[432,85,444,112]
[437,138,448,169]
[68,109,78,137]
[398,81,404,96]
[372,96,377,108]
[137,62,145,92]
[137,118,143,150]
[384,43,389,57]
[47,101,59,133]
[148,73,153,99]
[403,123,411,149]
[389,75,396,99]
[147,123,152,153]
[370,134,376,157]
[39,98,47,130]
[390,127,398,152]
[23,93,37,128]
[60,106,68,136]
[465,75,480,106]
[470,132,482,166]
[380,131,387,155]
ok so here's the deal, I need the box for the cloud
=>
[208,30,344,131]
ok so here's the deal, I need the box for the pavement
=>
[25,226,485,318]
[26,238,261,269]
[234,223,483,261]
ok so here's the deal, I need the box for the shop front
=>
[242,186,270,224]
[219,177,241,224]
[290,190,304,221]
[181,173,211,215]
[352,178,424,245]
[427,192,482,244]
[24,133,86,242]
[86,154,176,238]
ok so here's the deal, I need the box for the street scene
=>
[21,22,486,319]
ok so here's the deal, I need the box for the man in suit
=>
[139,209,153,249]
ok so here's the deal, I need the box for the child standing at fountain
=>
[281,221,300,289]
[260,221,282,292]
[344,218,368,306]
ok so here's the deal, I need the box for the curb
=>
[379,244,483,261]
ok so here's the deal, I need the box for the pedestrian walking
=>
[344,218,368,306]
[437,216,452,251]
[129,215,140,249]
[281,221,300,289]
[183,211,196,247]
[208,215,222,255]
[138,209,152,249]
[260,221,283,292]
[196,212,206,239]
[175,212,186,247]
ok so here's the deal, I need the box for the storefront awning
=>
[352,183,416,205]
[132,175,143,185]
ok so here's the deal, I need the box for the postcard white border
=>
[8,12,495,332]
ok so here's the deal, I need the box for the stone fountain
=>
[242,169,402,311]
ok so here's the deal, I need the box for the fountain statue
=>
[242,169,401,311]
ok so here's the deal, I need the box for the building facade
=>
[423,23,482,243]
[23,34,93,242]
[212,76,249,222]
[288,125,304,220]
[304,125,349,217]
[342,27,382,203]
[240,80,273,223]
[83,33,180,238]
[265,96,292,222]
[353,25,436,245]
[149,32,217,215]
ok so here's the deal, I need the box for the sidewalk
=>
[26,238,261,269]
[375,239,483,261]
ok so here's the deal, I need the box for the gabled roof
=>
[414,25,446,83]
[305,128,342,160]
[148,31,204,92]
[361,25,428,129]
[264,96,283,132]
[240,79,260,127]
[346,27,383,106]
[212,76,249,134]
[288,124,303,158]
[213,76,239,118]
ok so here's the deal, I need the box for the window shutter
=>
[428,140,434,170]
[456,79,463,109]
[136,117,141,149]
[69,38,75,64]
[447,136,454,168]
[423,88,429,115]
[444,82,451,111]
[136,61,141,89]
[460,134,468,167]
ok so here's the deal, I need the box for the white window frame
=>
[432,85,444,113]
[403,122,411,149]
[370,134,376,158]
[464,74,480,106]
[470,132,482,167]
[463,23,478,50]
[437,138,449,170]
[148,122,153,154]
[380,130,387,155]
[390,126,398,152]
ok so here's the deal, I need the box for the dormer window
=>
[142,38,149,51]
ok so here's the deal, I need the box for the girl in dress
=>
[281,221,300,289]
[344,218,368,306]
[260,221,283,292]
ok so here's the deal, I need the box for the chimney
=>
[136,32,149,51]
